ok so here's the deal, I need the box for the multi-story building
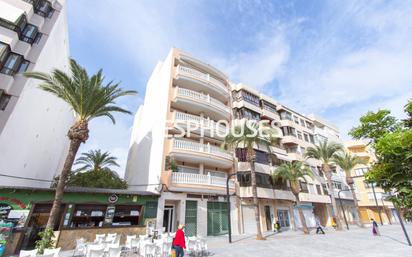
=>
[126,48,237,237]
[126,48,355,236]
[345,141,396,224]
[0,0,74,188]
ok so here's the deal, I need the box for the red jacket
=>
[172,229,186,249]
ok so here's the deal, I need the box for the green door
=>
[185,201,197,236]
[207,202,228,236]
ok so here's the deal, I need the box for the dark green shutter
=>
[185,200,197,236]
[207,202,228,236]
[144,201,158,219]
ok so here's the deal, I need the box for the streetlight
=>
[370,182,383,225]
[226,173,237,243]
[337,189,351,230]
[384,193,411,246]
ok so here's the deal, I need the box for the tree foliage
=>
[74,149,120,172]
[352,100,412,219]
[68,168,127,189]
[349,109,398,144]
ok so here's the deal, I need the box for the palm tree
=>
[272,161,313,234]
[304,141,344,230]
[74,149,119,172]
[222,120,278,240]
[332,152,366,227]
[24,59,136,230]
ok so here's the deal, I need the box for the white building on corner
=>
[0,0,74,188]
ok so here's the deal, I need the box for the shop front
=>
[0,187,158,255]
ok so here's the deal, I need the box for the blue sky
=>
[67,0,412,176]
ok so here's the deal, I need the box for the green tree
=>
[68,169,127,189]
[403,99,412,128]
[349,109,398,144]
[222,120,278,240]
[366,130,412,218]
[74,149,120,172]
[304,141,344,230]
[332,152,366,226]
[272,162,313,234]
[24,59,136,230]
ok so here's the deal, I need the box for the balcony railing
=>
[174,111,227,134]
[176,87,230,114]
[177,65,228,94]
[172,170,235,188]
[172,139,232,160]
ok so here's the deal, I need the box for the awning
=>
[0,2,24,24]
[274,153,293,162]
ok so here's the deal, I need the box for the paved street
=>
[207,224,412,257]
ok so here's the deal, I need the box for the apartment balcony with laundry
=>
[167,138,233,168]
[174,64,229,101]
[172,86,231,121]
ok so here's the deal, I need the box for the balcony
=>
[169,139,233,168]
[238,187,295,201]
[161,168,235,193]
[173,87,231,121]
[175,65,229,100]
[299,193,331,203]
[173,111,228,139]
[281,135,299,145]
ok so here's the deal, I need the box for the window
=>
[34,0,54,18]
[285,146,298,153]
[0,91,11,111]
[1,53,23,75]
[237,172,251,187]
[306,122,314,130]
[262,101,277,113]
[280,111,292,121]
[255,150,269,165]
[235,148,248,162]
[354,168,368,176]
[308,183,315,194]
[293,116,299,124]
[282,126,296,137]
[21,24,39,44]
[300,181,309,193]
[309,134,315,144]
[300,147,306,154]
[332,181,343,190]
[0,42,10,65]
[273,178,289,190]
[234,108,260,121]
[112,205,142,226]
[256,173,273,189]
[297,131,303,140]
[233,90,260,106]
[303,133,309,142]
[300,119,305,127]
[316,184,322,195]
[322,184,329,195]
[70,204,107,228]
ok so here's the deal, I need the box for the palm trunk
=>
[46,138,82,229]
[248,150,264,240]
[295,195,309,234]
[349,183,364,227]
[46,121,88,229]
[324,165,343,230]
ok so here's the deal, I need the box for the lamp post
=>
[338,189,351,230]
[370,182,383,225]
[226,173,237,243]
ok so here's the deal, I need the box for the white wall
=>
[0,0,74,188]
[125,50,174,192]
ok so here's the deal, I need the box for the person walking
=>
[371,219,380,236]
[172,224,186,257]
[274,220,280,233]
[316,217,325,234]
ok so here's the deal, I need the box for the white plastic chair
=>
[19,249,38,257]
[139,234,148,241]
[94,234,106,243]
[126,235,137,248]
[43,247,61,257]
[186,237,199,257]
[73,238,87,256]
[106,233,117,243]
[88,249,104,257]
[86,244,104,257]
[108,247,121,257]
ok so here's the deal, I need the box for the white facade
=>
[0,0,74,188]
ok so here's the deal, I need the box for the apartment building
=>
[232,85,356,234]
[126,48,355,236]
[0,0,74,188]
[345,141,396,224]
[126,48,237,237]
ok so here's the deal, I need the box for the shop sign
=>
[108,194,118,203]
[0,204,12,218]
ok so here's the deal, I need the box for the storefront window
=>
[112,205,141,226]
[70,204,106,228]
